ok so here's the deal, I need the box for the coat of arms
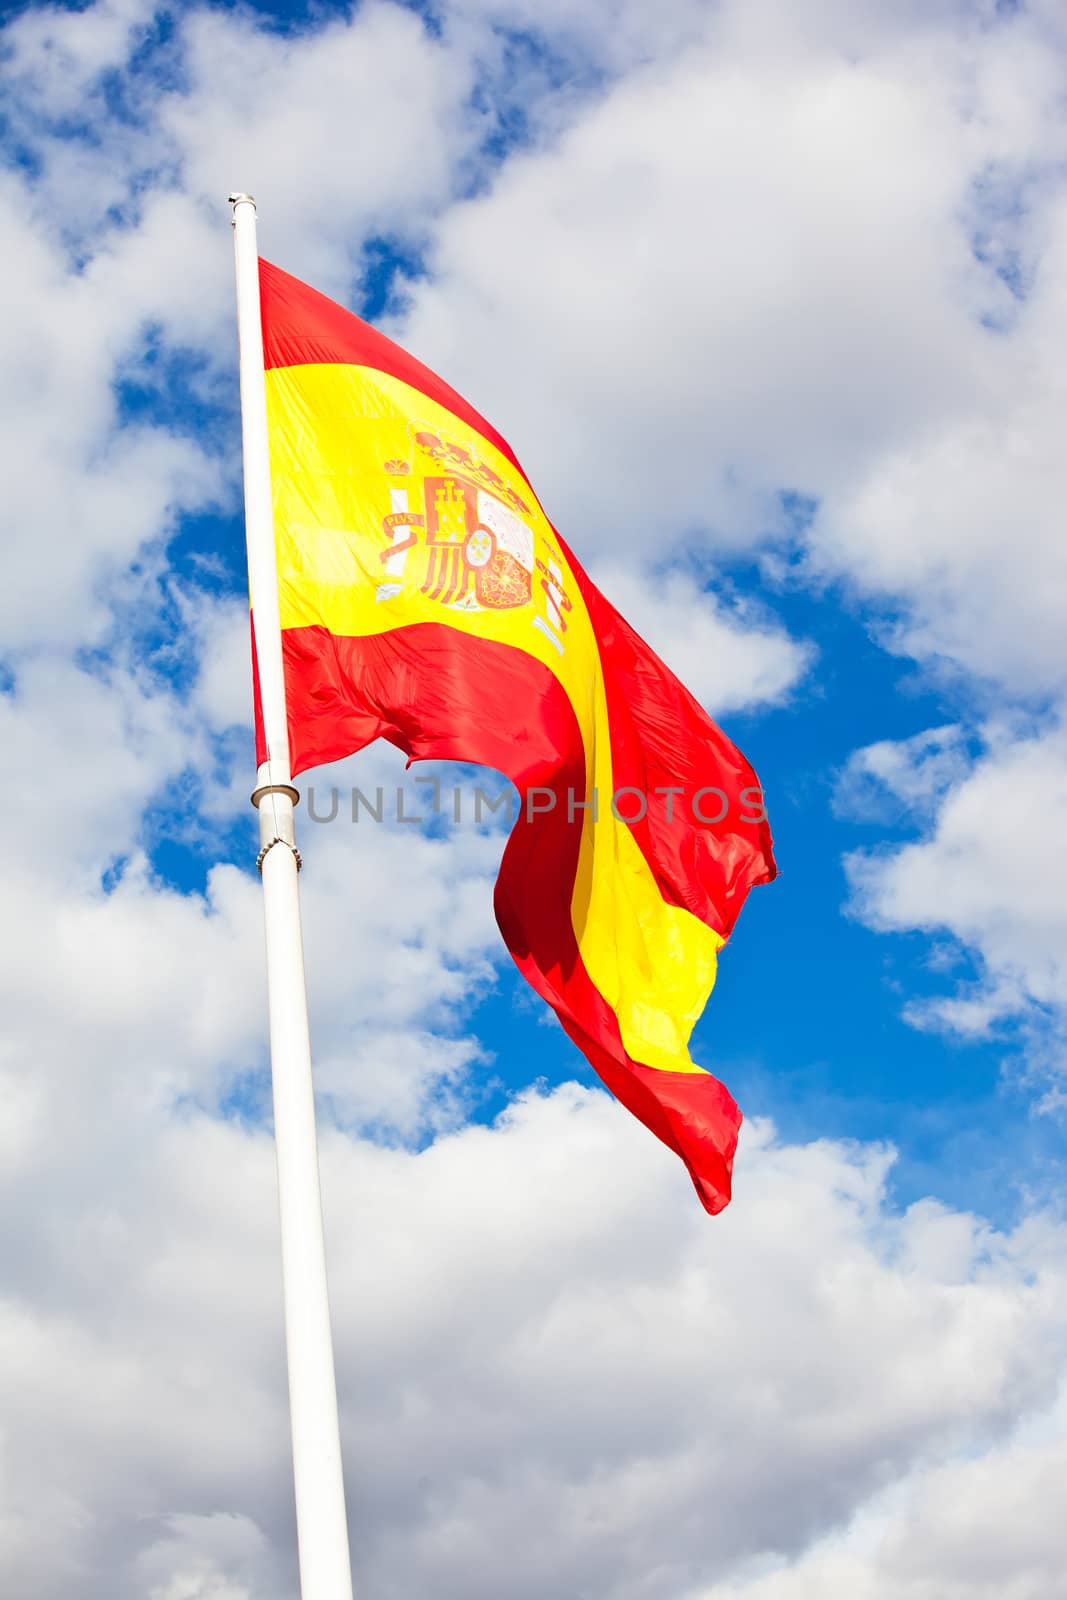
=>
[375,432,572,653]
[377,447,536,614]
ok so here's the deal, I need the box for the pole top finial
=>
[229,192,256,209]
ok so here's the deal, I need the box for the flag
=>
[255,259,776,1213]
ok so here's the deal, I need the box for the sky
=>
[2,0,1067,1596]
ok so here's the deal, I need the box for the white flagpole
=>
[229,192,355,1600]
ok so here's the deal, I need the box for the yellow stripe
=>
[266,363,722,1074]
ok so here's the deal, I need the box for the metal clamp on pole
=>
[257,836,304,873]
[252,781,301,808]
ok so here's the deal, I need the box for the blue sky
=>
[4,2,1067,1597]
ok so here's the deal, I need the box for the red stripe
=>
[259,260,524,480]
[448,547,464,604]
[441,546,461,604]
[265,621,742,1213]
[558,533,776,940]
[424,547,440,599]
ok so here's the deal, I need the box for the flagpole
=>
[229,193,355,1600]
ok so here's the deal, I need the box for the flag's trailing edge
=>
[256,260,777,1213]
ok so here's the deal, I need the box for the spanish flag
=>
[257,261,776,1213]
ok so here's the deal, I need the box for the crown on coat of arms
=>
[384,458,411,476]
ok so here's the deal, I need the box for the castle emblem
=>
[376,443,534,611]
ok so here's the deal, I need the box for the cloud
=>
[132,1513,284,1600]
[590,563,811,715]
[844,720,1067,1045]
[380,0,1067,707]
[0,0,815,709]
[834,725,973,825]
[2,0,156,127]
[699,1403,1067,1599]
[158,2,481,296]
[397,3,993,562]
[0,174,223,652]
[2,1088,1066,1598]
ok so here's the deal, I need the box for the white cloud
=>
[0,0,816,716]
[834,725,973,824]
[133,1513,283,1600]
[8,0,1067,702]
[398,5,993,562]
[698,1402,1067,1600]
[158,2,481,297]
[590,563,811,715]
[381,0,1067,705]
[1,0,155,123]
[184,592,255,743]
[0,176,222,651]
[2,1090,1066,1598]
[844,720,1067,1042]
